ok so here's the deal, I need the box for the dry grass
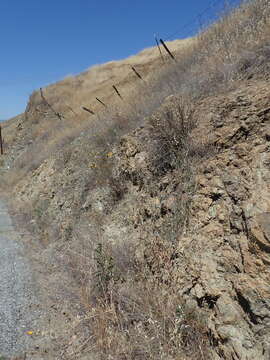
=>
[88,282,209,360]
[38,38,194,119]
[67,231,209,360]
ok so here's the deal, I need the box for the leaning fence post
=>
[159,38,176,61]
[112,85,123,100]
[96,97,107,107]
[155,36,165,64]
[131,66,144,80]
[82,106,95,115]
[0,126,3,155]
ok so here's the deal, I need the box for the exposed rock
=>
[5,80,270,359]
[106,81,270,359]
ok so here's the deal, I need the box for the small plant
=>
[94,243,116,297]
[34,205,43,219]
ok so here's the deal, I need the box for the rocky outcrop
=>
[9,80,270,359]
[103,81,270,359]
[182,82,270,359]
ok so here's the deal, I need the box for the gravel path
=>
[0,199,41,358]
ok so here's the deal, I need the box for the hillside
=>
[2,0,270,359]
[2,38,194,187]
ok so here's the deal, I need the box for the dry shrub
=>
[145,97,206,244]
[148,97,196,176]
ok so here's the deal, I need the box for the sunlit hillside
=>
[26,38,195,120]
[2,1,270,358]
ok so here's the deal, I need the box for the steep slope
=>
[89,80,270,360]
[2,38,194,188]
[2,0,270,358]
[10,79,270,359]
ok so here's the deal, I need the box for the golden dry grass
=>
[44,39,194,114]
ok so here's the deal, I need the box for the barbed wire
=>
[41,0,243,118]
[163,0,242,41]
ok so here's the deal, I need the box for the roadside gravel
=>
[0,199,41,358]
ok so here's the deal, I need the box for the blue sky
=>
[0,0,239,119]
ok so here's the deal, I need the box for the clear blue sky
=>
[0,0,239,119]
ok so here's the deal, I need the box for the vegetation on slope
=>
[2,0,270,358]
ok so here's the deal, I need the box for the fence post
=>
[82,106,95,115]
[96,97,107,107]
[159,39,176,61]
[131,66,144,80]
[112,85,123,100]
[0,126,3,155]
[155,36,165,64]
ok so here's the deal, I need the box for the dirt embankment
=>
[4,79,270,359]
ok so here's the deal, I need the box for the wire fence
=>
[164,0,241,41]
[36,0,242,122]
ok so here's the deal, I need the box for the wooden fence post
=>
[96,97,107,107]
[40,88,64,120]
[159,39,176,61]
[82,106,95,115]
[0,126,3,155]
[131,66,143,80]
[155,36,165,64]
[112,85,123,100]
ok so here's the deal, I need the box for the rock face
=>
[9,80,270,359]
[186,84,270,359]
[108,81,270,359]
